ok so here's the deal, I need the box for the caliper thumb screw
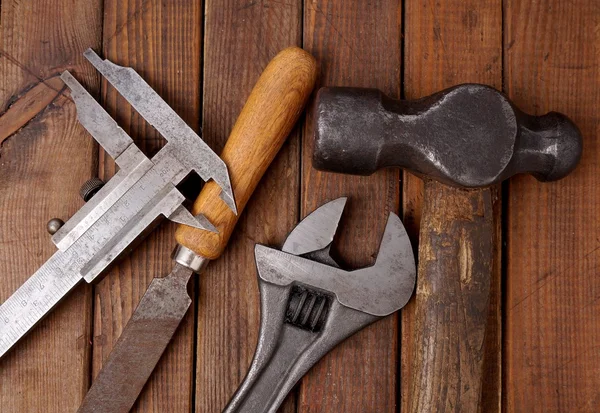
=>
[80,177,105,202]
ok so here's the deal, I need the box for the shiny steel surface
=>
[84,49,236,214]
[256,211,415,316]
[313,85,583,186]
[281,196,346,255]
[172,244,210,273]
[0,252,83,357]
[46,218,65,235]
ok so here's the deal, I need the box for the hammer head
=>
[313,84,582,187]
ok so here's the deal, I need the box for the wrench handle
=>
[175,47,317,259]
[224,281,379,413]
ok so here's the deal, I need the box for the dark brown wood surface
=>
[504,1,600,412]
[0,1,597,412]
[196,1,302,412]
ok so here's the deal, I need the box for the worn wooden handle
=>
[175,47,317,259]
[408,180,495,412]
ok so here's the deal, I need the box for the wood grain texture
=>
[176,47,316,260]
[0,0,102,411]
[300,1,401,411]
[91,1,202,412]
[504,1,600,412]
[196,1,302,412]
[402,1,502,411]
[406,181,495,412]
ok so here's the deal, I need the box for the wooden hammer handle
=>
[175,47,317,260]
[408,180,495,412]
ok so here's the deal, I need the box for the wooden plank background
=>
[504,1,600,412]
[0,1,597,412]
[0,1,102,411]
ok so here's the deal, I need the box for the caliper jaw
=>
[82,49,236,214]
[223,198,416,413]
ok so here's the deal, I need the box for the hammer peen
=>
[312,84,582,411]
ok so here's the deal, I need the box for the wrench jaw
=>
[372,210,417,309]
[223,280,379,413]
[253,212,415,317]
[281,197,347,256]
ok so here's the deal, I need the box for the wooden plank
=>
[91,1,202,411]
[0,0,102,411]
[504,1,600,411]
[195,1,302,412]
[401,1,502,411]
[300,1,401,411]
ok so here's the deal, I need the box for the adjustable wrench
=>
[224,197,416,413]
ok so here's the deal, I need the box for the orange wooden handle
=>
[175,47,317,259]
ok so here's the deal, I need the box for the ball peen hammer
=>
[312,84,582,411]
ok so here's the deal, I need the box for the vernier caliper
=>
[0,49,236,358]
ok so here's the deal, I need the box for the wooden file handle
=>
[175,47,317,260]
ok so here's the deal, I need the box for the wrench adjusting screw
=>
[285,285,331,332]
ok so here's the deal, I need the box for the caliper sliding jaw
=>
[224,198,416,413]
